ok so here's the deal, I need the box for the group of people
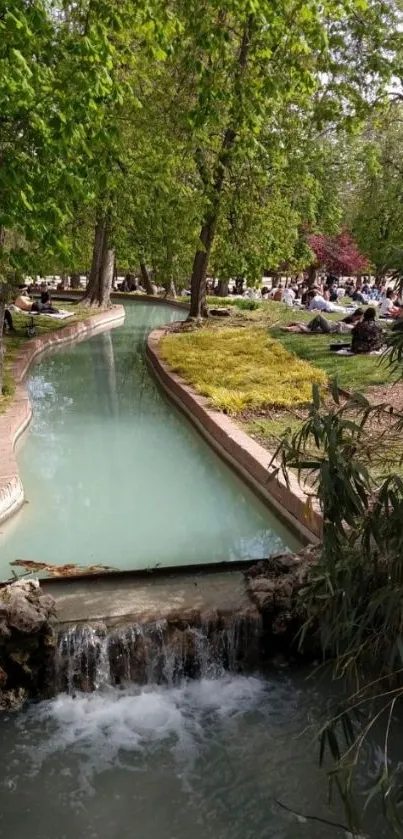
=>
[260,274,403,317]
[3,285,59,334]
[268,275,403,355]
[15,284,59,315]
[282,307,384,355]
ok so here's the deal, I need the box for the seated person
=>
[3,308,14,333]
[282,286,296,306]
[351,287,368,304]
[379,288,402,318]
[15,286,59,315]
[351,307,383,354]
[282,308,363,334]
[268,285,283,301]
[38,285,59,313]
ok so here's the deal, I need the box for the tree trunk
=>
[0,227,7,394]
[235,277,244,295]
[0,301,4,395]
[188,18,253,320]
[99,247,115,307]
[164,279,176,297]
[307,265,317,287]
[70,273,80,289]
[140,261,156,296]
[112,259,118,290]
[82,214,113,307]
[217,279,229,297]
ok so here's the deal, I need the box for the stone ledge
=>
[52,289,190,311]
[0,306,125,526]
[146,326,322,544]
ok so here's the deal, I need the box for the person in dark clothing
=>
[352,289,367,304]
[31,299,59,314]
[281,309,363,334]
[31,286,59,314]
[3,309,14,333]
[351,307,383,354]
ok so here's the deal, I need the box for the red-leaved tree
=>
[308,231,369,276]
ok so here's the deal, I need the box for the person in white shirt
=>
[306,290,345,314]
[282,287,296,306]
[379,288,402,318]
[243,287,261,300]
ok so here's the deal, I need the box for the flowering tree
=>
[308,231,369,276]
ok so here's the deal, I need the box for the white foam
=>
[20,676,265,789]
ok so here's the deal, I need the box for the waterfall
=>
[55,613,262,694]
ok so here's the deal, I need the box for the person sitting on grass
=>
[3,309,15,334]
[281,308,364,334]
[39,284,59,313]
[379,287,402,318]
[351,307,384,354]
[15,285,59,315]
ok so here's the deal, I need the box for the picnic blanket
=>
[332,347,385,357]
[9,306,73,320]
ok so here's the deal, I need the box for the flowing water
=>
[0,619,391,839]
[0,302,393,837]
[0,667,389,839]
[0,302,300,578]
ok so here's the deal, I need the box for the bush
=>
[234,298,262,311]
[160,327,326,414]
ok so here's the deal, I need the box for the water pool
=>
[0,302,300,577]
[0,671,389,839]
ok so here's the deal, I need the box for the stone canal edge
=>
[147,324,322,544]
[0,306,125,525]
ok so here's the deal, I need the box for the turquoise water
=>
[0,302,300,579]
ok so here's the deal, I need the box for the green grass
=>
[273,330,392,390]
[200,298,393,392]
[160,326,327,414]
[242,415,302,445]
[0,303,98,412]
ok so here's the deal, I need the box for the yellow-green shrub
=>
[160,327,327,414]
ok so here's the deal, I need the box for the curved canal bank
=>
[0,306,125,526]
[147,326,321,543]
[0,301,301,580]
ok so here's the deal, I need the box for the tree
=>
[0,0,124,387]
[168,0,399,319]
[346,105,403,280]
[307,230,369,277]
[80,2,178,305]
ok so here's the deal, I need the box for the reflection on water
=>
[0,303,301,576]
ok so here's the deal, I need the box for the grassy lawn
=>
[204,298,394,391]
[1,303,97,412]
[273,330,392,390]
[160,297,396,460]
[160,326,327,414]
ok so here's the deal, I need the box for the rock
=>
[0,580,56,711]
[0,687,28,712]
[2,579,55,634]
[245,547,320,659]
[248,578,277,593]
